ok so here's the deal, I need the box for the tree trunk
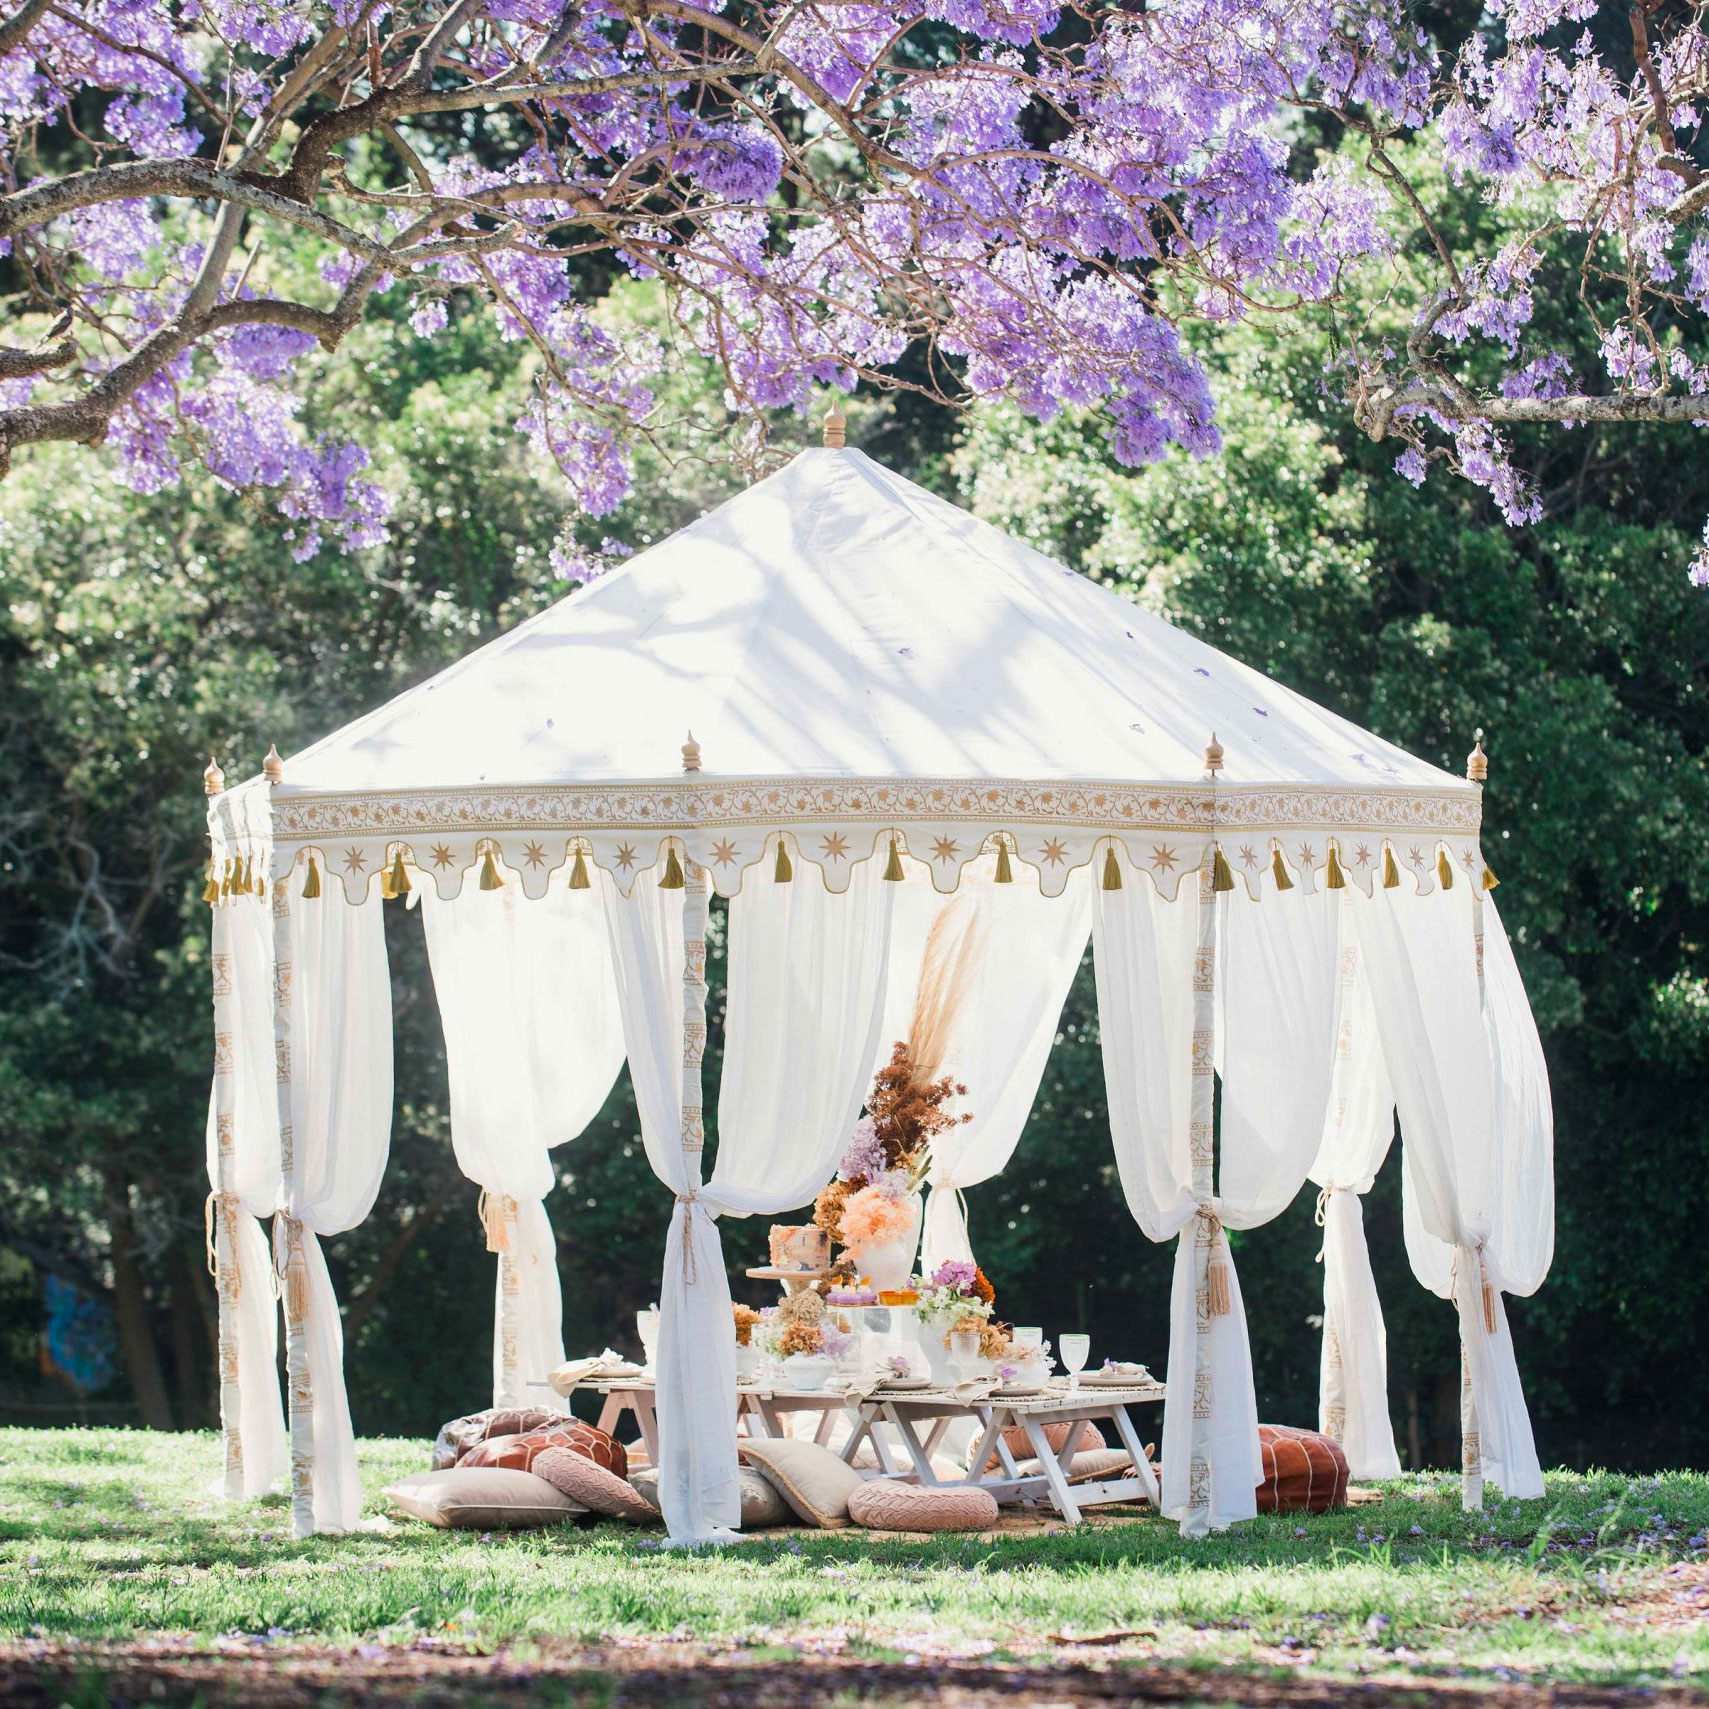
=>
[171,1245,211,1428]
[105,1177,174,1430]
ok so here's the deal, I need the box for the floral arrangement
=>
[732,1304,763,1348]
[750,1286,856,1362]
[913,1259,996,1328]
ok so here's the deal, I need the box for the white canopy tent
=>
[203,438,1553,1544]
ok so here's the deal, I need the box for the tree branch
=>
[0,340,74,379]
[0,0,51,59]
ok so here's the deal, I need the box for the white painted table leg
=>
[1109,1401,1162,1509]
[1022,1416,1084,1524]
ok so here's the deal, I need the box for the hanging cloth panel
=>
[1354,883,1544,1504]
[1307,932,1404,1479]
[204,886,287,1499]
[276,878,393,1536]
[418,873,626,1407]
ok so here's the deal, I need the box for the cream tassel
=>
[277,1219,310,1324]
[1205,1217,1232,1317]
[478,1189,512,1254]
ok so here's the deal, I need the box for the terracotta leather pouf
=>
[460,1420,628,1480]
[1255,1424,1350,1513]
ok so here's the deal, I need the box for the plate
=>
[876,1376,933,1391]
[1081,1370,1152,1387]
[996,1382,1045,1397]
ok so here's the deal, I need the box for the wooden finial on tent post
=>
[1466,736,1488,784]
[1203,733,1224,776]
[682,731,702,773]
[823,398,847,448]
[204,756,226,796]
[263,743,284,784]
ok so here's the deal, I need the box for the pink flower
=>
[838,1186,914,1248]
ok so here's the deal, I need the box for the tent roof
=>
[278,447,1454,796]
[219,446,1484,899]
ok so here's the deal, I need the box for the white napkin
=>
[546,1348,636,1392]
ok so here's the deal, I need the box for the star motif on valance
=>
[430,844,454,869]
[1039,838,1068,865]
[1354,844,1373,866]
[616,843,637,870]
[1408,846,1426,867]
[711,838,739,866]
[522,840,546,868]
[1297,844,1318,866]
[930,836,959,863]
[1151,845,1178,872]
[342,848,366,874]
[1238,844,1259,868]
[820,833,849,861]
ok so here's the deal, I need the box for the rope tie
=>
[676,1189,701,1285]
[1313,1184,1340,1263]
[204,1192,244,1300]
[1198,1205,1232,1317]
[273,1213,310,1324]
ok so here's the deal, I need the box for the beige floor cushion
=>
[847,1478,1000,1532]
[629,1464,793,1530]
[532,1446,659,1524]
[1014,1447,1137,1484]
[985,1419,1106,1471]
[385,1468,582,1529]
[739,1437,866,1528]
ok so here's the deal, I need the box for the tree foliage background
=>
[2,146,1706,1471]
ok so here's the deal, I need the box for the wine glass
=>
[636,1306,660,1372]
[1059,1333,1090,1392]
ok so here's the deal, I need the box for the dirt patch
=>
[1,1644,1704,1709]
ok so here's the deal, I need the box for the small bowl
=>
[782,1353,834,1392]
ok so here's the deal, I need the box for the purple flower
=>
[930,1259,978,1295]
[839,1117,885,1183]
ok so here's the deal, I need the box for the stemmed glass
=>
[1059,1333,1090,1393]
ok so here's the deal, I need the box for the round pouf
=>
[847,1478,1000,1533]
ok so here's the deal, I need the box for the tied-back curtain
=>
[418,873,625,1408]
[1353,882,1544,1504]
[276,878,393,1537]
[876,862,1092,1274]
[1308,935,1404,1479]
[204,887,287,1499]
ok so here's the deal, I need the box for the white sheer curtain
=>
[603,857,893,1544]
[1355,882,1545,1505]
[418,872,625,1408]
[204,889,287,1499]
[874,860,1092,1274]
[275,878,393,1537]
[1307,936,1404,1479]
[1095,870,1339,1534]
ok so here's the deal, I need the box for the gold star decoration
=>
[930,835,959,863]
[1354,845,1373,866]
[430,844,454,869]
[1238,844,1259,868]
[1039,837,1068,866]
[342,848,366,874]
[1408,846,1426,867]
[1461,848,1477,869]
[522,840,546,868]
[820,832,850,861]
[710,838,739,867]
[616,843,637,870]
[1297,844,1317,867]
[1151,844,1177,872]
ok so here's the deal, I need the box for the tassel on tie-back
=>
[1271,844,1294,892]
[479,846,503,891]
[1436,848,1455,890]
[386,847,410,900]
[1453,1244,1500,1336]
[883,836,905,882]
[676,1189,701,1284]
[478,1189,513,1254]
[274,1215,310,1324]
[1325,842,1347,890]
[773,837,793,883]
[1200,1208,1232,1316]
[301,855,322,900]
[659,843,685,889]
[1102,845,1123,890]
[994,838,1013,884]
[1211,844,1236,893]
[569,848,591,890]
[1382,844,1401,889]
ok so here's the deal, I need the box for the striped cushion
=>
[1256,1424,1350,1513]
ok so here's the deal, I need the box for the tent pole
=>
[1460,735,1490,1512]
[1185,837,1219,1536]
[680,734,708,1160]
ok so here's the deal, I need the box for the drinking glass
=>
[949,1328,980,1379]
[1011,1326,1043,1351]
[1059,1333,1090,1392]
[637,1306,660,1371]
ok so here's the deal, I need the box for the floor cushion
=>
[460,1421,627,1479]
[532,1446,659,1524]
[1014,1447,1137,1484]
[985,1419,1106,1471]
[850,1442,966,1483]
[738,1437,866,1529]
[1256,1424,1350,1513]
[432,1407,563,1470]
[385,1468,582,1529]
[629,1464,793,1530]
[847,1478,1000,1533]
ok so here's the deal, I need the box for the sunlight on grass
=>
[0,1428,1705,1690]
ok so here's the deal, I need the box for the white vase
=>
[849,1194,922,1290]
[920,1324,959,1388]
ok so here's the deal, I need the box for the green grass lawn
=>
[0,1428,1705,1700]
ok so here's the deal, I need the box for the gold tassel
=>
[220,858,236,900]
[1325,842,1347,890]
[301,855,322,900]
[659,842,685,889]
[480,846,503,891]
[1437,848,1455,889]
[1212,845,1236,893]
[1271,845,1294,892]
[883,836,905,882]
[994,839,1013,884]
[282,1228,310,1325]
[1382,845,1401,889]
[1482,864,1500,891]
[569,848,591,890]
[1102,844,1123,890]
[478,1189,512,1254]
[387,847,410,899]
[1207,1250,1232,1316]
[201,863,220,905]
[773,837,793,883]
[1483,1275,1498,1335]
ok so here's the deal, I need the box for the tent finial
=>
[1466,733,1488,783]
[203,755,225,796]
[682,731,701,774]
[263,743,284,785]
[823,397,847,449]
[1203,732,1224,776]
